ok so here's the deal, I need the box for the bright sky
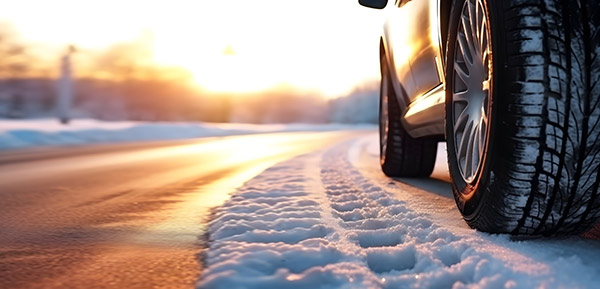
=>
[0,0,385,98]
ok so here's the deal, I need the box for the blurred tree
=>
[0,24,30,118]
[328,83,378,124]
[228,87,328,124]
[80,39,212,121]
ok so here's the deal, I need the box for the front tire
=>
[446,0,600,235]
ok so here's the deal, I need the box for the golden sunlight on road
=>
[130,132,352,246]
[0,131,366,289]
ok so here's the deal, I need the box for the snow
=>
[0,119,373,150]
[198,134,600,289]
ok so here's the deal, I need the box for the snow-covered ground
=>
[0,119,372,150]
[198,134,600,289]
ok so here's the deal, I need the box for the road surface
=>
[0,131,364,289]
[2,131,598,289]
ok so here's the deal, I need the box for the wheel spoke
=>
[460,21,475,65]
[479,18,487,52]
[453,90,470,103]
[475,0,483,41]
[463,2,474,43]
[457,30,473,66]
[464,121,475,177]
[454,106,470,135]
[468,0,479,54]
[457,122,469,170]
[477,120,485,157]
[454,59,470,84]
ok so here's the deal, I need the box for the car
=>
[359,0,600,235]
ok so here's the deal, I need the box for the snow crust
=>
[198,137,600,289]
[0,119,372,150]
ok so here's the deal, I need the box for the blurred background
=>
[0,0,385,125]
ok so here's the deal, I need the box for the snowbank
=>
[0,119,374,150]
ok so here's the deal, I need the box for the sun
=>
[145,0,384,97]
[153,41,281,93]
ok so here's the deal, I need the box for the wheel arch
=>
[379,35,411,117]
[438,0,452,67]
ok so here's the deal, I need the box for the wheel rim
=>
[380,67,390,163]
[451,0,491,184]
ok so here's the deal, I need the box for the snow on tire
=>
[446,0,600,235]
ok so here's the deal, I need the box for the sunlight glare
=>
[0,0,385,97]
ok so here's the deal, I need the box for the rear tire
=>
[446,0,600,235]
[379,56,437,178]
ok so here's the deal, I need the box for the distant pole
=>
[57,45,76,124]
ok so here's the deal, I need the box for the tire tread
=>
[470,0,600,235]
[380,69,437,178]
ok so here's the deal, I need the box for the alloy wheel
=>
[451,0,492,183]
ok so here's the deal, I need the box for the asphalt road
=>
[0,131,364,289]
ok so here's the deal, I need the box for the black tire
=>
[446,0,600,235]
[379,55,437,177]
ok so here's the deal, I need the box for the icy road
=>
[0,131,599,289]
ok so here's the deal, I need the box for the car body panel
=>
[403,83,445,137]
[404,0,443,99]
[379,0,446,138]
[382,9,418,107]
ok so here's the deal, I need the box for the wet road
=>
[0,131,363,289]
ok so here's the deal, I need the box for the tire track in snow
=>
[198,139,600,289]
